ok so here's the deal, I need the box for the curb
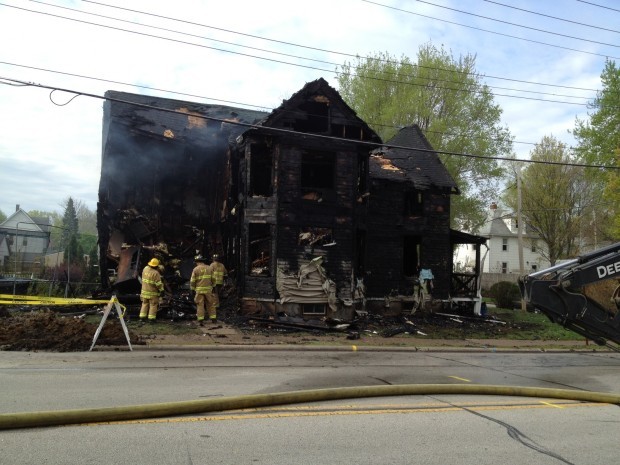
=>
[92,343,606,353]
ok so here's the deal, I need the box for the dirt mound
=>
[0,310,142,352]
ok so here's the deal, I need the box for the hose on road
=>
[1,384,618,430]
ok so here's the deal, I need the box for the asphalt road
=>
[1,349,619,465]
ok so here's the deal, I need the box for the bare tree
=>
[504,135,599,265]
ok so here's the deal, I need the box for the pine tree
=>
[61,197,79,263]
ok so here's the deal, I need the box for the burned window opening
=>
[403,236,421,277]
[298,227,334,248]
[301,151,335,190]
[249,223,271,276]
[249,143,273,197]
[293,100,329,133]
[302,303,327,316]
[404,190,424,217]
[331,124,365,140]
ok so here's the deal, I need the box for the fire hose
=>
[1,384,619,430]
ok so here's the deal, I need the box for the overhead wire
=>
[0,59,536,148]
[1,76,618,172]
[0,60,274,112]
[13,0,598,104]
[409,0,620,49]
[0,2,615,151]
[0,0,612,145]
[360,0,620,61]
[577,0,620,14]
[78,0,600,93]
[483,0,620,33]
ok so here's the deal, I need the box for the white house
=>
[0,206,51,274]
[455,203,550,275]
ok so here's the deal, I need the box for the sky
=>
[0,0,618,218]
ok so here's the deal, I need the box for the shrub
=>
[489,281,521,309]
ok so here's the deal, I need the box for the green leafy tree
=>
[573,59,620,239]
[503,136,599,264]
[0,209,7,223]
[337,43,512,231]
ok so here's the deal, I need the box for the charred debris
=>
[97,78,490,334]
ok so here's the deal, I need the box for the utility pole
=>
[516,165,526,312]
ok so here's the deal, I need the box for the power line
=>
[1,76,618,171]
[360,0,620,61]
[79,0,600,93]
[0,60,273,111]
[0,59,538,147]
[0,2,597,106]
[10,0,597,102]
[411,0,620,48]
[577,0,620,14]
[483,0,620,34]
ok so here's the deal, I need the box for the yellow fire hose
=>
[1,384,618,430]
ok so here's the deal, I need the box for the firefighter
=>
[210,253,228,312]
[190,255,217,325]
[139,258,164,322]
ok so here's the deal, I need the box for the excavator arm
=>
[519,242,620,348]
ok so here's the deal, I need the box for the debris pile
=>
[235,310,513,341]
[0,310,142,352]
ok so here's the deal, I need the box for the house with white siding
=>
[0,206,51,274]
[455,203,550,276]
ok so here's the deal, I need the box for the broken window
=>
[404,190,424,217]
[403,235,421,277]
[248,223,271,276]
[293,100,329,133]
[331,124,365,140]
[298,227,334,247]
[249,144,273,197]
[302,303,326,316]
[301,151,335,191]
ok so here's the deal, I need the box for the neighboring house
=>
[97,78,486,319]
[0,232,9,269]
[0,206,51,274]
[456,203,550,277]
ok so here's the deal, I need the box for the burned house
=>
[232,78,381,318]
[365,126,487,313]
[97,91,268,295]
[97,78,484,319]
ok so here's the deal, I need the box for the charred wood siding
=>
[275,139,360,299]
[366,180,452,299]
[239,140,277,299]
[96,89,260,295]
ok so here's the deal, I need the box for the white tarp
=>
[276,257,338,311]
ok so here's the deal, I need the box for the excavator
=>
[519,242,620,350]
